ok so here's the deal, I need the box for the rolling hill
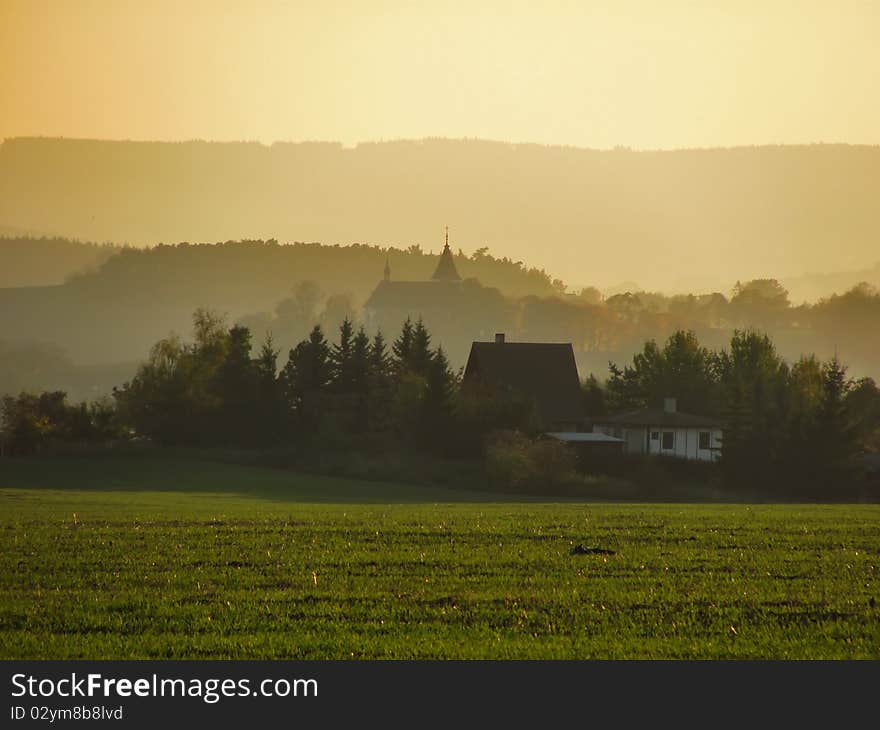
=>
[2,137,879,293]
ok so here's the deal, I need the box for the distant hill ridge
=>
[4,235,879,305]
[0,236,556,298]
[2,137,879,293]
[0,237,558,365]
[0,236,119,288]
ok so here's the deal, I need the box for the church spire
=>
[432,225,461,281]
[383,255,391,282]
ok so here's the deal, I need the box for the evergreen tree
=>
[388,319,435,437]
[368,330,393,432]
[370,330,392,379]
[409,318,433,377]
[392,317,414,374]
[215,324,258,443]
[330,318,355,392]
[255,334,279,385]
[281,324,331,430]
[349,326,372,430]
[350,327,371,394]
[254,333,285,439]
[422,345,455,447]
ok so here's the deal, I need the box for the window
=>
[650,431,659,441]
[699,431,711,450]
[661,431,674,450]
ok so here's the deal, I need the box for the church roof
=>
[365,228,462,310]
[432,230,461,281]
[364,279,461,310]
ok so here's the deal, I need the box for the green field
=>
[1,454,878,659]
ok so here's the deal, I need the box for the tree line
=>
[0,310,534,460]
[585,329,880,491]
[2,309,878,496]
[112,311,465,452]
[238,276,880,382]
[2,238,878,401]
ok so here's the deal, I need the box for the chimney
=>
[495,333,505,344]
[664,397,677,414]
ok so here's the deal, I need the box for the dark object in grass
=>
[570,544,616,556]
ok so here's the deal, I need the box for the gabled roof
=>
[464,341,584,426]
[595,408,720,428]
[432,243,461,281]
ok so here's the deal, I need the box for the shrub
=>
[485,430,579,492]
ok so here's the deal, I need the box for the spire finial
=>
[445,225,449,251]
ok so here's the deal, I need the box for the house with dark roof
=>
[462,333,584,431]
[592,397,722,462]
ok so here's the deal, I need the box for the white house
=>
[592,397,722,462]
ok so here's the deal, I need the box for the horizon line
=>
[3,135,880,154]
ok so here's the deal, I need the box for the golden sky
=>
[1,0,879,148]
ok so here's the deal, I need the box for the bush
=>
[485,430,580,492]
[1,391,124,456]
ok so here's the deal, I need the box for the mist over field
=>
[2,136,879,403]
[1,235,878,407]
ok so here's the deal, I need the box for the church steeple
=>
[383,256,391,282]
[431,225,461,281]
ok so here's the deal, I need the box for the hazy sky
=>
[2,0,879,149]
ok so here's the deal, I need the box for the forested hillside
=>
[1,239,878,401]
[0,238,555,375]
[0,237,119,287]
[2,138,879,294]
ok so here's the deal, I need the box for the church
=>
[363,229,513,365]
[363,228,465,331]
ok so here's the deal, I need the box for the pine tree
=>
[281,325,331,429]
[255,334,279,385]
[215,324,258,444]
[409,318,433,377]
[349,327,372,430]
[422,345,455,448]
[330,318,355,392]
[368,330,393,432]
[370,331,391,379]
[351,327,371,395]
[254,333,285,438]
[392,317,414,375]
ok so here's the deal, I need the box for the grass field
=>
[1,454,878,659]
